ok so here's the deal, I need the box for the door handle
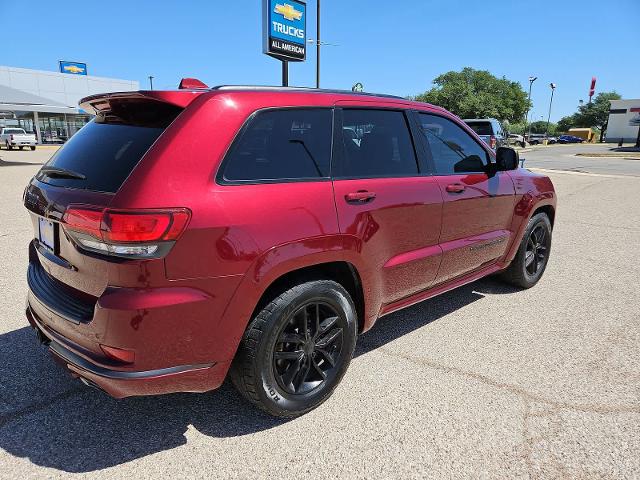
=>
[445,183,466,193]
[345,190,376,204]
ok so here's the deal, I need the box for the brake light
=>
[104,212,172,242]
[490,136,497,149]
[63,208,103,238]
[62,207,190,258]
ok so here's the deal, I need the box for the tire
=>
[6,142,12,150]
[500,212,552,288]
[19,146,24,150]
[30,146,36,151]
[230,279,358,418]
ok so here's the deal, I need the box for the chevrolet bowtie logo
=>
[274,3,303,21]
[63,65,85,73]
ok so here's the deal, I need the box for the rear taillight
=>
[62,207,190,259]
[490,136,497,149]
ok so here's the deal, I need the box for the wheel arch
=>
[503,196,556,267]
[531,204,555,228]
[211,235,378,366]
[250,261,366,333]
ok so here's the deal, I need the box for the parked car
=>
[508,133,525,147]
[24,84,556,417]
[558,135,584,144]
[527,134,556,145]
[527,134,541,145]
[0,127,36,150]
[463,118,508,150]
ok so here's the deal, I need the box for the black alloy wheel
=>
[273,301,344,395]
[525,224,549,276]
[230,280,357,418]
[500,212,552,289]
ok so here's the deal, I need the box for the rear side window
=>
[222,109,332,182]
[36,99,181,193]
[465,121,493,136]
[419,113,489,175]
[336,109,418,178]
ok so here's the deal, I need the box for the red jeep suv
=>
[24,84,556,417]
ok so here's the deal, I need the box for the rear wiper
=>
[39,166,86,180]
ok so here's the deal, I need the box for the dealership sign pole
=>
[263,0,307,86]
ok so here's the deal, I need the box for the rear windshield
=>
[465,121,493,136]
[36,99,181,193]
[4,128,26,134]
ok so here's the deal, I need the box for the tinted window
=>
[4,128,26,134]
[464,121,493,136]
[419,114,489,175]
[36,99,181,193]
[222,109,332,182]
[337,109,418,178]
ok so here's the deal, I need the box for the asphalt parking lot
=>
[1,145,638,479]
[522,142,640,177]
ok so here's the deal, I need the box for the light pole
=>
[545,83,556,141]
[524,76,537,142]
[307,37,339,88]
[316,0,320,88]
[148,75,154,90]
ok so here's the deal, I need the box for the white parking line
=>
[527,167,639,179]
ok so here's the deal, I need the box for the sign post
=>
[263,0,307,86]
[588,77,596,104]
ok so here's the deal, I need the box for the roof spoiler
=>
[79,90,203,115]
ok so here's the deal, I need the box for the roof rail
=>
[209,85,407,100]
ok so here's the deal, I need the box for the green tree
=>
[557,92,621,140]
[508,122,526,135]
[413,67,530,123]
[528,120,558,135]
[556,114,577,133]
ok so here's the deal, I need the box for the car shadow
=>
[355,277,519,357]
[610,146,640,152]
[0,277,516,473]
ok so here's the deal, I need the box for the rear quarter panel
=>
[113,92,347,361]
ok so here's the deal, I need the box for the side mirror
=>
[495,146,519,171]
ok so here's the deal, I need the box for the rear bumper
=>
[26,305,230,398]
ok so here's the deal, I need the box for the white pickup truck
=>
[0,127,37,150]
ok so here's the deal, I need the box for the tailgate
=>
[24,93,187,299]
[15,134,35,142]
[25,181,114,297]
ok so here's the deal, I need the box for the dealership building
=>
[606,99,640,143]
[0,65,139,144]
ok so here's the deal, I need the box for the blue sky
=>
[2,0,638,122]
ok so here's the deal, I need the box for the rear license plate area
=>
[38,217,57,253]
